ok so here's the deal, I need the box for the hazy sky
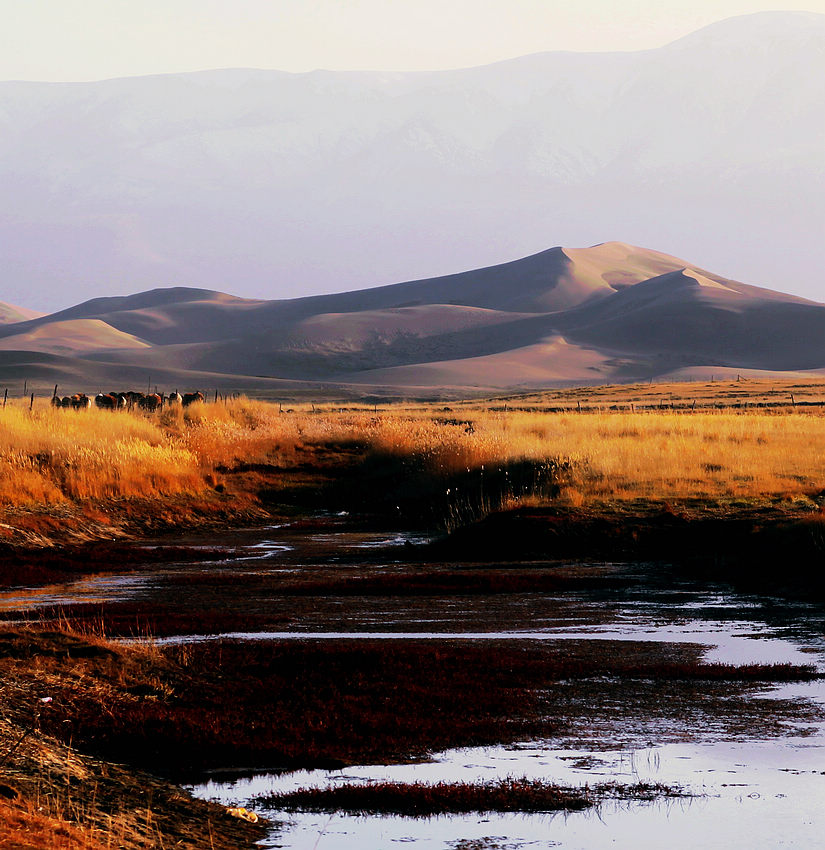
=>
[2,0,825,81]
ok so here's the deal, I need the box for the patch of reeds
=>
[266,777,594,815]
[263,777,685,815]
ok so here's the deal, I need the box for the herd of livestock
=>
[51,390,205,411]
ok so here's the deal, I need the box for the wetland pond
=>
[3,525,824,848]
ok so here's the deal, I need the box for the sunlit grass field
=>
[1,381,825,512]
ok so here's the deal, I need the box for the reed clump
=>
[267,777,594,815]
[262,776,684,815]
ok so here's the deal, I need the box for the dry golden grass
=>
[0,798,112,850]
[473,409,825,501]
[303,401,825,503]
[482,377,825,411]
[2,382,825,513]
[0,405,201,505]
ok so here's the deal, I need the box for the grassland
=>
[1,379,825,597]
[2,378,825,545]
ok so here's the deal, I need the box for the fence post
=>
[30,393,34,410]
[3,389,6,408]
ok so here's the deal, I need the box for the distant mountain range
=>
[0,242,822,396]
[0,11,823,311]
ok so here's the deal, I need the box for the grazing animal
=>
[139,393,162,412]
[182,391,204,407]
[123,391,144,409]
[95,392,117,410]
[167,391,183,405]
[71,393,91,410]
[50,395,62,408]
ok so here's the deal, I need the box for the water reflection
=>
[193,675,825,849]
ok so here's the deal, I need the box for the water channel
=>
[2,526,823,848]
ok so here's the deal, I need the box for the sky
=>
[2,0,825,81]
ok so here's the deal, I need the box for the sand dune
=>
[338,336,614,389]
[0,302,44,324]
[0,350,327,400]
[293,305,537,345]
[1,242,823,394]
[555,267,825,371]
[0,319,150,356]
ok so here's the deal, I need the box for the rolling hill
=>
[0,241,822,396]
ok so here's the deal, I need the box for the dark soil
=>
[0,544,234,590]
[432,501,825,598]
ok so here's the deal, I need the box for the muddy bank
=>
[432,501,825,597]
[1,477,279,537]
[3,483,825,605]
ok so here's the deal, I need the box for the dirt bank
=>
[0,629,267,849]
[432,499,825,597]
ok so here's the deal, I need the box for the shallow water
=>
[0,527,426,613]
[154,625,813,667]
[195,719,825,849]
[3,526,824,847]
[178,531,825,849]
[192,642,825,849]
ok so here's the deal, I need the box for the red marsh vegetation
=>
[19,635,818,776]
[265,777,683,815]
